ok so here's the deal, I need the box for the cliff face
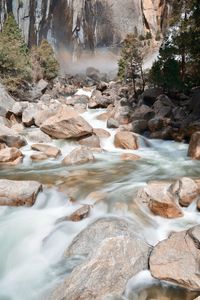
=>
[0,0,169,50]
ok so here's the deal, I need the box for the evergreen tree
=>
[0,14,31,91]
[150,0,200,91]
[118,34,145,94]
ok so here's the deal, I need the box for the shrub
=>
[31,40,59,81]
[145,31,152,40]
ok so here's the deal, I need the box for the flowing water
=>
[0,89,200,300]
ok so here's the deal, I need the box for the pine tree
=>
[118,34,145,94]
[0,14,31,91]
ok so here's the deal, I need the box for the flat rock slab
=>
[49,236,150,300]
[31,144,61,158]
[150,225,200,291]
[0,179,42,206]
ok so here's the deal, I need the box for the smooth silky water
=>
[0,94,200,300]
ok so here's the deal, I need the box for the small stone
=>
[69,205,91,222]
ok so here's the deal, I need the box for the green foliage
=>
[0,14,59,93]
[138,35,145,41]
[118,34,145,94]
[146,32,152,40]
[31,40,59,81]
[0,14,31,92]
[149,0,200,91]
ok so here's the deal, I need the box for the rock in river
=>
[0,147,23,166]
[40,107,93,139]
[49,217,151,300]
[0,125,27,148]
[150,225,200,291]
[0,179,42,206]
[114,131,138,150]
[62,147,94,166]
[31,144,61,158]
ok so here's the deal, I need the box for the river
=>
[0,89,199,300]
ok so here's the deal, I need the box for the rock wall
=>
[0,0,170,50]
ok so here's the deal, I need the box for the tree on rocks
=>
[0,14,31,92]
[118,34,145,95]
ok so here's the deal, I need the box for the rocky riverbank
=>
[0,74,200,300]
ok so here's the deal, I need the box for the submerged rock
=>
[120,153,140,161]
[62,147,94,165]
[150,225,200,291]
[40,107,93,139]
[31,153,49,161]
[114,131,138,150]
[0,179,42,206]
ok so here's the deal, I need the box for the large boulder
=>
[40,107,93,139]
[48,236,150,300]
[65,95,89,110]
[89,90,115,109]
[0,147,23,166]
[189,87,200,117]
[49,217,150,300]
[150,225,200,291]
[22,104,38,127]
[142,88,163,106]
[62,147,94,165]
[0,125,27,148]
[131,105,155,121]
[153,95,174,118]
[114,131,138,150]
[138,181,183,218]
[188,132,200,160]
[31,144,61,158]
[0,179,42,206]
[65,217,142,257]
[0,84,16,117]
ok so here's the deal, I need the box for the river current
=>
[0,89,199,300]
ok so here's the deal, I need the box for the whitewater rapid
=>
[0,89,199,300]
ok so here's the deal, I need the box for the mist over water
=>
[57,47,119,78]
